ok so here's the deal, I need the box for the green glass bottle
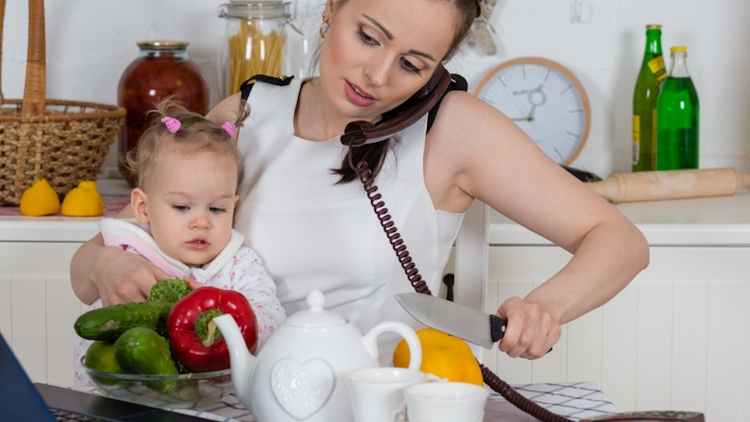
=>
[656,46,700,170]
[632,25,666,172]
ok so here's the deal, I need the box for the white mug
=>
[404,382,489,422]
[346,367,440,422]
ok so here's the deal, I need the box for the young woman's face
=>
[319,0,457,122]
[138,150,239,267]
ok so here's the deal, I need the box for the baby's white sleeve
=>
[214,247,286,350]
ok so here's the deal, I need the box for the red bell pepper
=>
[167,286,258,373]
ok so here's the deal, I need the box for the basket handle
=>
[22,0,46,117]
[0,0,5,103]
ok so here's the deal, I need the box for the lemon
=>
[85,341,128,386]
[19,178,61,216]
[61,180,104,217]
[393,328,484,385]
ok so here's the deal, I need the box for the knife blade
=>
[395,293,507,349]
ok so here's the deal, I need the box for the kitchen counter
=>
[3,178,749,245]
[490,187,750,246]
[0,178,131,242]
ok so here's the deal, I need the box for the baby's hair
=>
[127,98,249,190]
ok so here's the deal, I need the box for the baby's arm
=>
[214,247,286,349]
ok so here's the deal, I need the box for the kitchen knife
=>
[395,293,506,349]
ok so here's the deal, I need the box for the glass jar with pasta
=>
[218,0,302,99]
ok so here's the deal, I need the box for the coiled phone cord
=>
[349,148,573,422]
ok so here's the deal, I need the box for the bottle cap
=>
[671,46,688,52]
[646,24,662,30]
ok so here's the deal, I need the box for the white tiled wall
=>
[3,0,748,178]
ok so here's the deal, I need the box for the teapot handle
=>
[362,322,422,370]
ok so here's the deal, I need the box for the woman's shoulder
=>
[427,89,515,145]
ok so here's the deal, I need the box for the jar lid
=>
[671,46,688,52]
[284,290,347,328]
[219,1,290,19]
[646,24,662,30]
[137,41,189,49]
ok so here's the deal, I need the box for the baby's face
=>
[144,151,239,267]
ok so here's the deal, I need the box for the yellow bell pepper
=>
[393,328,484,385]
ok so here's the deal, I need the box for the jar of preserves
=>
[217,0,305,99]
[117,41,209,186]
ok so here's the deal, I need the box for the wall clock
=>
[474,57,591,165]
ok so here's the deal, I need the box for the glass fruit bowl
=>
[81,357,233,409]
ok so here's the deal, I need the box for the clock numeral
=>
[545,68,551,82]
[566,131,580,138]
[561,85,573,95]
[569,109,583,113]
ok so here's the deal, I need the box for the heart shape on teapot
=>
[271,358,336,419]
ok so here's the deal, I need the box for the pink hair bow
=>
[161,116,181,134]
[222,122,235,138]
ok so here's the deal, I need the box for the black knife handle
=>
[490,314,507,343]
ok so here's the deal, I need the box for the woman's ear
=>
[131,188,150,224]
[324,0,336,17]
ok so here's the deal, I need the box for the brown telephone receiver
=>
[340,65,453,146]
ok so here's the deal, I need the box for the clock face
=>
[475,58,590,165]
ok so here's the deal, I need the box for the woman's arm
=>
[426,92,649,358]
[70,202,169,306]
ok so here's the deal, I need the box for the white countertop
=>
[2,178,750,246]
[490,187,750,247]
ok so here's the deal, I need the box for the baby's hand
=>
[183,276,204,290]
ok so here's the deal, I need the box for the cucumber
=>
[114,327,179,395]
[74,302,172,341]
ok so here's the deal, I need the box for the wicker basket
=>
[0,0,125,205]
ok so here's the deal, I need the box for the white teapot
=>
[213,289,423,422]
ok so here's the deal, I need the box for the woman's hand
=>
[496,296,561,359]
[90,245,171,306]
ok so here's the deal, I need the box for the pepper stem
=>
[204,321,218,347]
[195,309,224,346]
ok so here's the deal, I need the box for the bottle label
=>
[632,115,640,165]
[648,56,667,82]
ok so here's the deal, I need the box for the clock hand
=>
[526,84,547,121]
[504,86,531,118]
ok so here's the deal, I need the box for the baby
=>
[74,100,285,385]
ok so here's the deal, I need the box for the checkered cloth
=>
[483,382,618,421]
[77,381,616,422]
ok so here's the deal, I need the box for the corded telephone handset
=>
[339,68,705,422]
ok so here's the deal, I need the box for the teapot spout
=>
[213,314,256,401]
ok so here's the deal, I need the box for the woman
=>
[71,0,648,360]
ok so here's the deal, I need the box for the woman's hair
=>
[127,98,247,190]
[320,0,483,184]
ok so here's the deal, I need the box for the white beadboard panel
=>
[0,243,82,276]
[46,276,83,387]
[671,282,708,413]
[635,281,673,411]
[566,306,603,384]
[0,277,11,343]
[490,280,534,384]
[531,278,568,385]
[706,281,742,422]
[601,281,639,411]
[11,277,47,383]
[743,280,750,421]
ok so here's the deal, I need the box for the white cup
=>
[346,367,440,422]
[404,382,489,422]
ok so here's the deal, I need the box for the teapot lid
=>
[285,290,347,327]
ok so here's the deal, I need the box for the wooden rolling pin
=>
[586,167,750,203]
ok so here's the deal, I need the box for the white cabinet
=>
[479,190,750,422]
[0,242,89,387]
